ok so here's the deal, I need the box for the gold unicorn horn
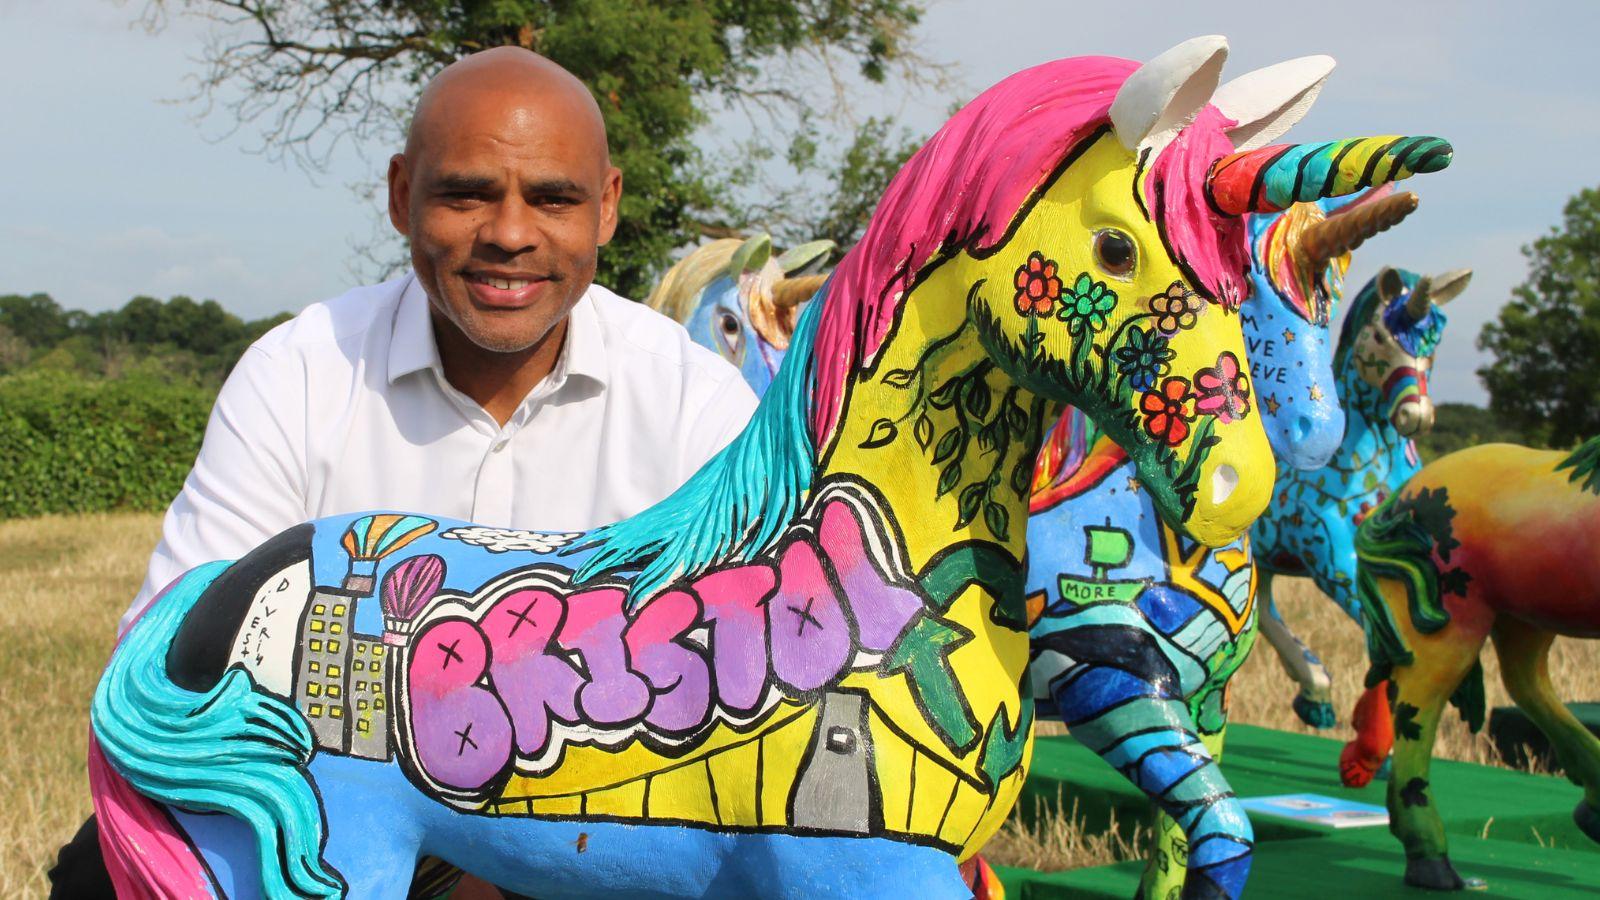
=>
[770,274,827,308]
[1299,191,1420,274]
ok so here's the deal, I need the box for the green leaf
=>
[932,428,962,464]
[964,377,992,418]
[1006,402,1028,438]
[937,461,962,497]
[928,377,961,409]
[882,368,916,389]
[956,483,984,528]
[984,501,1010,541]
[1011,457,1033,497]
[858,418,897,449]
[914,414,933,450]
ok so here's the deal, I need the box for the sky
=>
[1,1,1593,402]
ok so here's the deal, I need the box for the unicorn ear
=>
[776,240,835,276]
[1428,268,1472,306]
[1376,266,1407,304]
[1213,55,1335,151]
[726,234,773,278]
[1110,35,1230,156]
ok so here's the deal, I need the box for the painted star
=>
[1308,384,1324,402]
[1126,476,1141,493]
[1283,328,1296,344]
[1264,394,1281,415]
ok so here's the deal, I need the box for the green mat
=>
[996,830,1599,899]
[1019,724,1595,852]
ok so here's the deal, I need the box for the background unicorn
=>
[88,37,1442,900]
[1250,263,1472,735]
[1345,437,1600,890]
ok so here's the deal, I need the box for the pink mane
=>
[809,57,1250,445]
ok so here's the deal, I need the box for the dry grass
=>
[0,512,162,897]
[0,519,1592,888]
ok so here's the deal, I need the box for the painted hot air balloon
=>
[381,554,446,646]
[339,514,437,594]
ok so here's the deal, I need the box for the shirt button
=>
[492,439,509,453]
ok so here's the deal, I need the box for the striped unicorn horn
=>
[1207,136,1452,216]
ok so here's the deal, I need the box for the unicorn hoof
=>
[1404,856,1467,891]
[1339,741,1382,788]
[1576,801,1600,843]
[1292,694,1337,729]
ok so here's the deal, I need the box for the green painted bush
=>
[0,371,211,518]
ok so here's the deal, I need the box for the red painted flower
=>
[1140,376,1195,447]
[1194,351,1251,423]
[1014,251,1063,316]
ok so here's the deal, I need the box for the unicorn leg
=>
[1139,725,1231,900]
[1056,667,1253,900]
[1491,618,1600,845]
[1256,574,1335,729]
[1378,615,1486,889]
[1339,680,1394,787]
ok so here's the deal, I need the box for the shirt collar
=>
[387,274,610,391]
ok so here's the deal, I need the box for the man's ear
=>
[596,166,623,247]
[387,154,412,237]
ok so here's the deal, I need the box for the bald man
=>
[52,48,757,898]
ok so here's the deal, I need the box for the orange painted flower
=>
[1014,251,1063,316]
[1141,376,1195,447]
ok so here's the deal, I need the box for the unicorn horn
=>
[1405,276,1434,321]
[1299,191,1420,274]
[770,274,826,309]
[1207,136,1453,216]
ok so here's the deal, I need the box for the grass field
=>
[1,513,1594,892]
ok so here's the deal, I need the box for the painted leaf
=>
[957,483,984,528]
[1010,457,1032,497]
[985,502,1010,541]
[1394,701,1423,741]
[882,368,916,389]
[937,462,962,498]
[1006,402,1028,438]
[933,428,962,464]
[914,414,934,450]
[965,378,992,418]
[929,378,961,409]
[859,418,897,449]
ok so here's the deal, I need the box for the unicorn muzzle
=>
[1391,391,1435,436]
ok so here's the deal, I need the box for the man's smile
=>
[464,270,558,308]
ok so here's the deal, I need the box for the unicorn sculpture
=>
[88,37,1449,899]
[1021,185,1433,899]
[646,234,833,396]
[1250,264,1472,732]
[1345,437,1600,890]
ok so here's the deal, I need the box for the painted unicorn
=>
[1346,437,1600,890]
[88,37,1445,899]
[1250,263,1472,732]
[1022,184,1436,898]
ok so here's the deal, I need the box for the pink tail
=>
[87,733,215,900]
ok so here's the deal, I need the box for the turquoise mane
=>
[572,290,825,604]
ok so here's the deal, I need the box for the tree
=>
[146,0,949,296]
[0,293,70,348]
[1477,186,1600,447]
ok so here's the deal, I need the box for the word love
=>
[405,495,927,793]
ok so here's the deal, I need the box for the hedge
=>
[0,371,212,518]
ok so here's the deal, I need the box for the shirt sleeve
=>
[678,371,759,481]
[119,344,309,633]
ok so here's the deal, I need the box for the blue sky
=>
[1,0,1592,402]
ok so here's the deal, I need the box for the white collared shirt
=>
[121,274,758,630]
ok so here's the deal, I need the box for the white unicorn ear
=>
[1376,266,1407,303]
[1213,55,1336,151]
[1428,268,1473,306]
[1110,35,1230,156]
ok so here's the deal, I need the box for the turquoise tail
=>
[91,561,344,899]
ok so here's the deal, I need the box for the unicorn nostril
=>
[1292,416,1313,444]
[1212,464,1239,505]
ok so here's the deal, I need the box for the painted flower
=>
[1013,251,1063,316]
[1112,326,1175,392]
[1140,376,1195,447]
[1150,281,1203,334]
[1057,272,1119,335]
[1193,351,1252,423]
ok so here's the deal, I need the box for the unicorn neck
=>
[1334,364,1413,471]
[813,285,1058,570]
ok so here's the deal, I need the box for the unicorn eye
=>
[1094,229,1137,279]
[716,310,744,359]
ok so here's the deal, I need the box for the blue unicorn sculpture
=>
[1251,264,1472,738]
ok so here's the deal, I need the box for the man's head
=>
[388,48,622,354]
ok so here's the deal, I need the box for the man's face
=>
[389,91,621,354]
